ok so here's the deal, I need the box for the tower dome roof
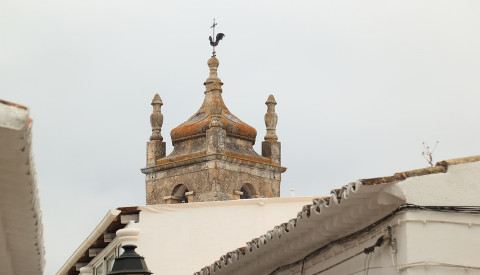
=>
[170,57,257,143]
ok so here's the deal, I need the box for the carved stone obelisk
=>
[146,94,166,167]
[262,94,281,164]
[205,57,226,155]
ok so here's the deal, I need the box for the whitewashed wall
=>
[136,197,316,275]
[275,210,480,275]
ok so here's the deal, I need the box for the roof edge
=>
[360,155,480,185]
[0,102,45,273]
[56,209,121,275]
[0,99,30,130]
[0,99,28,110]
[436,155,480,167]
[139,196,318,212]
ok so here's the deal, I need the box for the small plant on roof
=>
[422,141,439,167]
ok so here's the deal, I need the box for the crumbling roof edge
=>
[0,99,28,110]
[437,155,480,167]
[360,155,480,185]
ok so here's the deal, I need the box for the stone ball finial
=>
[207,56,219,67]
[264,94,278,141]
[150,93,164,141]
[204,57,223,93]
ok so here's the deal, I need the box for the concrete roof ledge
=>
[0,99,29,130]
[0,99,45,274]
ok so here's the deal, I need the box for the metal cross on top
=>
[209,19,225,57]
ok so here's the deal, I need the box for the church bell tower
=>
[140,23,285,204]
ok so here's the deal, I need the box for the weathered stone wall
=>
[145,159,281,204]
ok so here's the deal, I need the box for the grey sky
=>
[1,1,480,274]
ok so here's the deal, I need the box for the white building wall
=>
[135,197,316,275]
[403,211,480,275]
[276,210,480,275]
[398,161,480,206]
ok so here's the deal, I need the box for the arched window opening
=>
[240,184,255,199]
[172,184,189,203]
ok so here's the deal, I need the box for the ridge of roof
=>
[360,155,480,185]
[0,99,28,110]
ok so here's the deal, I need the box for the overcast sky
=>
[1,0,480,274]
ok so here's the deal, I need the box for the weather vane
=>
[209,19,225,57]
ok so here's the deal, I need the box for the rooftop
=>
[194,155,480,275]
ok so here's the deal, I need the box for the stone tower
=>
[141,57,286,204]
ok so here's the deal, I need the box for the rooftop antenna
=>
[209,19,225,57]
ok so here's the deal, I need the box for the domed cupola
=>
[170,57,257,145]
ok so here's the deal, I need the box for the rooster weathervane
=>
[209,19,225,57]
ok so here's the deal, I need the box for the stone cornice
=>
[140,152,286,174]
